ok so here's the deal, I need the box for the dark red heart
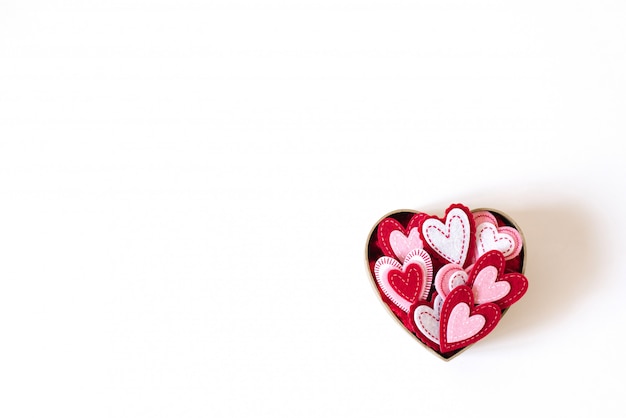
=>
[387,263,424,305]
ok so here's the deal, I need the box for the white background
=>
[1,1,625,417]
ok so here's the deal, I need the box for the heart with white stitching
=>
[374,248,433,313]
[365,203,528,360]
[472,210,523,262]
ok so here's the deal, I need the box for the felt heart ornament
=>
[374,249,433,313]
[365,204,528,360]
[433,263,470,299]
[377,213,426,261]
[472,210,498,227]
[420,204,475,267]
[439,285,501,353]
[473,210,523,261]
[472,264,509,304]
[466,250,529,310]
[410,293,444,350]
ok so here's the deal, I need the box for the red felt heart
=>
[374,250,432,313]
[465,250,529,310]
[439,285,501,353]
[387,264,424,305]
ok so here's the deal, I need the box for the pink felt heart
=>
[433,263,468,298]
[389,228,422,262]
[471,265,510,304]
[420,204,474,266]
[377,214,425,261]
[446,303,485,343]
[472,211,498,227]
[466,250,529,309]
[439,285,501,353]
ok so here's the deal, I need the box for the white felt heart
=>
[413,295,444,344]
[446,303,486,343]
[471,265,511,304]
[422,207,471,265]
[389,228,422,262]
[475,222,523,260]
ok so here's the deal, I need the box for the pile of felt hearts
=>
[365,203,528,360]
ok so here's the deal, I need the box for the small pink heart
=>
[434,263,468,298]
[472,211,498,228]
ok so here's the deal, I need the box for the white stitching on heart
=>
[422,208,470,265]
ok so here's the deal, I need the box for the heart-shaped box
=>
[365,204,527,361]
